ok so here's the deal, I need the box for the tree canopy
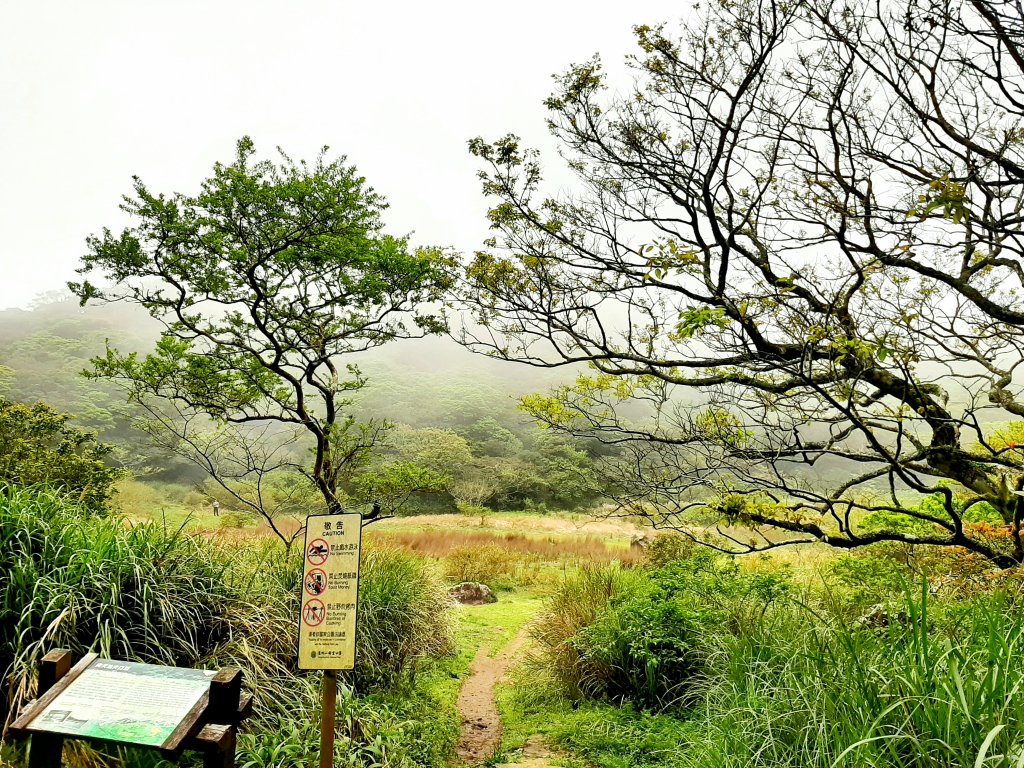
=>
[72,137,455,531]
[0,398,122,512]
[462,0,1024,565]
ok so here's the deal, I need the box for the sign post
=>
[298,512,362,768]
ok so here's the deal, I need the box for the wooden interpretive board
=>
[19,656,214,751]
[9,650,252,768]
[298,512,362,670]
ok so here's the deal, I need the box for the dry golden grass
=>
[365,528,644,564]
[741,542,837,585]
[376,511,638,537]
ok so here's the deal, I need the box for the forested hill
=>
[0,296,602,509]
[0,295,569,425]
[0,297,166,473]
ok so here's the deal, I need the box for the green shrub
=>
[531,564,645,700]
[535,550,791,710]
[643,533,697,568]
[579,551,788,709]
[576,582,706,708]
[454,500,491,526]
[828,540,1019,609]
[650,548,791,606]
[827,547,910,610]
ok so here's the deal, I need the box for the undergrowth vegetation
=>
[530,549,790,709]
[0,485,234,725]
[369,527,638,562]
[502,537,1024,768]
[369,527,642,591]
[356,547,454,690]
[9,472,1024,768]
[0,486,457,768]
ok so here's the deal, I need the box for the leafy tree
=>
[71,138,455,530]
[0,399,122,512]
[461,416,524,457]
[351,459,448,517]
[524,433,601,509]
[353,425,477,517]
[383,425,474,476]
[462,0,1024,566]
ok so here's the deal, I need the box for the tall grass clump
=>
[235,673,439,768]
[669,587,1024,768]
[0,486,236,729]
[198,541,455,704]
[443,544,543,589]
[355,545,454,690]
[530,564,644,701]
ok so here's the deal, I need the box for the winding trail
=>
[455,625,531,764]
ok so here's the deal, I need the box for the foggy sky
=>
[0,0,687,310]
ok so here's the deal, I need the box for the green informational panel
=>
[28,658,215,748]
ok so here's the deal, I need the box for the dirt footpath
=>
[455,627,531,765]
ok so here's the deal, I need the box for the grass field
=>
[83,477,1024,768]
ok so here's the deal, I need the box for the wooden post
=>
[202,668,242,768]
[207,668,242,724]
[28,650,72,768]
[199,724,237,768]
[37,651,72,696]
[320,670,337,768]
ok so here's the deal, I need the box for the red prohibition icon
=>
[306,538,329,566]
[302,598,326,627]
[305,568,328,596]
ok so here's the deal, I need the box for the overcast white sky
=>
[0,0,687,310]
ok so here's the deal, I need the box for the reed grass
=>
[367,527,639,561]
[1,486,235,729]
[694,588,1024,768]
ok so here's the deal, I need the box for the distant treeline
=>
[0,296,607,511]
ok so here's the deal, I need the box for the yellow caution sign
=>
[298,513,362,670]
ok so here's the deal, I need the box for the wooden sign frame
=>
[7,650,253,768]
